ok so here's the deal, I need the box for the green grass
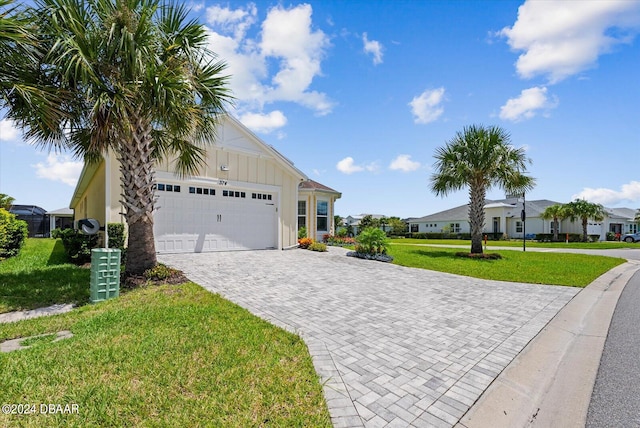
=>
[0,241,331,427]
[391,238,639,249]
[389,244,625,287]
[0,239,90,313]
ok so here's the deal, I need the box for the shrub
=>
[308,242,327,252]
[107,223,127,263]
[336,227,348,238]
[356,227,390,255]
[0,208,28,259]
[298,227,307,239]
[325,235,356,247]
[53,228,99,264]
[298,237,313,249]
[144,264,181,281]
[322,234,330,243]
[107,223,126,249]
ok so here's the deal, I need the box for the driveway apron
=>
[159,247,578,428]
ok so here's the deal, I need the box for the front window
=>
[516,221,523,233]
[298,201,306,230]
[317,201,328,231]
[450,223,461,233]
[411,224,419,233]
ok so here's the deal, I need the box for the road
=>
[586,269,640,427]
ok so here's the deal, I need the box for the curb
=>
[456,260,640,428]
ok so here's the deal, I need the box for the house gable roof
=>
[299,179,341,197]
[70,114,309,208]
[412,198,563,223]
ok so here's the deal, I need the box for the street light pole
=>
[522,192,526,252]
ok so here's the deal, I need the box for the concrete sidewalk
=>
[458,260,640,427]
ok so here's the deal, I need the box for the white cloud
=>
[409,88,445,124]
[362,32,384,65]
[389,154,421,172]
[239,110,287,134]
[572,181,640,206]
[499,86,558,121]
[32,154,83,187]
[336,157,364,174]
[0,119,20,141]
[500,0,640,83]
[205,3,334,117]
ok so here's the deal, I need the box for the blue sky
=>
[1,0,639,219]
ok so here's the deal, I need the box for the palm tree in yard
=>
[5,0,232,277]
[564,199,606,242]
[431,125,535,254]
[541,203,567,242]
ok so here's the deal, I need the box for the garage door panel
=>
[154,183,277,253]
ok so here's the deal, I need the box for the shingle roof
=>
[411,198,563,222]
[299,179,341,195]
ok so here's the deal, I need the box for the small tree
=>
[564,199,605,242]
[541,204,567,242]
[357,215,379,234]
[0,193,15,210]
[635,208,640,226]
[334,215,343,231]
[387,217,407,236]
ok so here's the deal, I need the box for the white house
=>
[69,115,340,253]
[343,214,387,236]
[409,197,638,240]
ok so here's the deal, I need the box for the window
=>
[174,185,180,192]
[317,201,328,231]
[298,201,306,230]
[411,224,419,233]
[189,187,195,194]
[516,221,523,233]
[157,184,165,191]
[450,223,461,233]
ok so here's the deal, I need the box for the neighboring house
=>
[8,204,49,237]
[298,180,342,241]
[343,214,387,236]
[409,197,638,240]
[69,115,340,253]
[48,207,74,233]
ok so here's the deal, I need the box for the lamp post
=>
[521,192,526,252]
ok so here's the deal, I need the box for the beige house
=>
[298,180,342,241]
[70,115,340,253]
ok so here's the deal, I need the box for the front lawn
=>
[391,238,639,249]
[0,239,331,427]
[0,239,89,313]
[389,245,625,287]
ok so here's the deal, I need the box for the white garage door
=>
[154,181,278,253]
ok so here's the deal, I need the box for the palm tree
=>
[431,125,535,254]
[540,204,566,242]
[564,199,605,242]
[635,208,640,226]
[9,0,232,276]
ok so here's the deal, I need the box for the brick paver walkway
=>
[160,247,578,427]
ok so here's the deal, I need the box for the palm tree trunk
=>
[553,217,559,242]
[581,218,588,242]
[119,114,158,276]
[468,181,485,254]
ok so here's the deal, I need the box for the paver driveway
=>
[160,247,578,427]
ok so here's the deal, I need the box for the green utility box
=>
[90,248,121,303]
